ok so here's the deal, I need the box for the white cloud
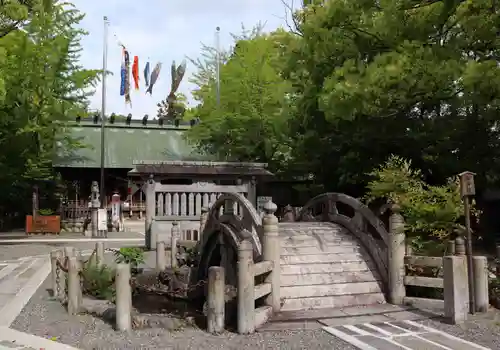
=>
[71,0,299,119]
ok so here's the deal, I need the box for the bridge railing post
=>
[237,239,255,334]
[388,204,406,305]
[262,200,281,312]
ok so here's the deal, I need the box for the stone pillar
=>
[207,266,225,334]
[145,174,155,250]
[237,239,255,334]
[171,222,179,268]
[472,256,489,313]
[67,256,81,315]
[156,241,166,272]
[447,239,456,255]
[50,250,62,299]
[444,255,469,324]
[455,237,466,256]
[262,200,281,312]
[64,246,75,259]
[388,204,406,305]
[115,263,132,331]
[90,181,100,238]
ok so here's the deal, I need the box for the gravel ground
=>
[11,278,357,350]
[419,311,500,349]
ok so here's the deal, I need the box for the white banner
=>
[97,209,108,231]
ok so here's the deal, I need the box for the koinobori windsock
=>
[143,61,150,88]
[120,49,126,96]
[146,62,162,95]
[132,56,139,90]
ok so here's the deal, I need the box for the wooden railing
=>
[153,183,249,220]
[206,200,280,334]
[403,242,445,308]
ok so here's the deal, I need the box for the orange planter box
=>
[25,215,61,235]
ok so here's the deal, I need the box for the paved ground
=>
[0,228,498,350]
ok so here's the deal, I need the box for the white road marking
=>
[323,326,378,350]
[0,257,51,327]
[0,263,18,281]
[404,320,491,350]
[323,320,492,350]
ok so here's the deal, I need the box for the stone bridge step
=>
[281,281,383,299]
[280,252,365,265]
[281,261,376,275]
[281,271,381,287]
[278,222,386,312]
[281,293,386,311]
[282,245,362,255]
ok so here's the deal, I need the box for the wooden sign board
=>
[26,215,61,235]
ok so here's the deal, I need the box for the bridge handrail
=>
[198,192,263,257]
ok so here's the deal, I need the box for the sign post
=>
[458,171,476,314]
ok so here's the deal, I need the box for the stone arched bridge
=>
[194,192,395,312]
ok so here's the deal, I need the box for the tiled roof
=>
[53,121,211,168]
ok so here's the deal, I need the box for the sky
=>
[71,0,298,119]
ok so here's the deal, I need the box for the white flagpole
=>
[100,16,109,209]
[215,26,221,107]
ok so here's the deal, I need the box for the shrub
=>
[113,247,145,270]
[80,263,116,302]
[365,155,480,250]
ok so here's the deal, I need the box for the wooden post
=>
[145,174,155,250]
[207,266,225,334]
[156,241,166,272]
[262,200,280,312]
[67,256,81,315]
[171,222,179,268]
[115,263,132,331]
[50,250,62,298]
[237,239,255,334]
[472,256,489,313]
[388,204,406,305]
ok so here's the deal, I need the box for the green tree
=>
[0,0,100,217]
[187,30,295,173]
[283,0,500,195]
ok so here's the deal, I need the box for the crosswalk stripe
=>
[323,326,378,350]
[0,263,18,281]
[403,320,491,350]
[323,320,492,350]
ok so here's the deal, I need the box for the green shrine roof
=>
[53,119,212,169]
